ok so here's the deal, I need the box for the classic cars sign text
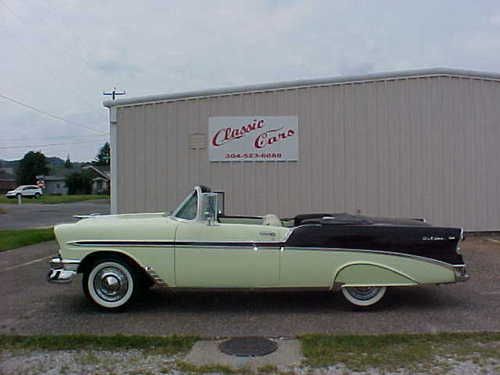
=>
[208,116,299,161]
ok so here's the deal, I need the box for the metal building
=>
[104,68,500,231]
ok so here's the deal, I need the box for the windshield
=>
[173,191,198,220]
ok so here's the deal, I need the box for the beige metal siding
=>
[115,76,500,231]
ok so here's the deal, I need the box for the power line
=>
[39,0,96,69]
[0,132,109,142]
[0,0,21,21]
[0,93,105,134]
[0,140,106,150]
[0,133,109,143]
[0,0,98,110]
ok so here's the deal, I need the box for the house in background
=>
[41,175,68,195]
[82,165,110,195]
[0,169,16,193]
[35,165,110,195]
[36,167,80,195]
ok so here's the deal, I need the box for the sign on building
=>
[208,116,299,162]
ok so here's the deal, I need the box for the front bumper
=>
[47,256,80,284]
[453,265,470,282]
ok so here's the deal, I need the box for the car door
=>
[23,186,34,197]
[174,220,285,288]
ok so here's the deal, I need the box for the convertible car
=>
[48,186,469,310]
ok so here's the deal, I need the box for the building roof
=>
[36,175,66,181]
[82,165,110,180]
[103,67,500,108]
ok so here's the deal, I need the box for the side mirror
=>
[201,193,219,225]
[214,191,225,216]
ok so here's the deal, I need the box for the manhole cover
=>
[219,337,278,357]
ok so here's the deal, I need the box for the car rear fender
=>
[332,262,418,288]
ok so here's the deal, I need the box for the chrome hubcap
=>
[94,267,129,302]
[103,275,120,291]
[347,287,380,301]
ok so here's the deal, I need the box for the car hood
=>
[54,212,174,247]
[75,212,167,221]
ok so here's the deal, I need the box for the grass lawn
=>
[301,332,500,372]
[0,228,55,251]
[0,194,109,204]
[0,334,198,355]
[0,333,498,373]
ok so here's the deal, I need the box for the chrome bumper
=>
[47,257,80,284]
[453,265,470,282]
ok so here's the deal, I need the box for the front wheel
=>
[83,259,137,310]
[341,286,387,307]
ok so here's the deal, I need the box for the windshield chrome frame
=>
[170,186,204,222]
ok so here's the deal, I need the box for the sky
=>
[2,0,500,162]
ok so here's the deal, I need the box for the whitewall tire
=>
[83,260,136,310]
[341,286,387,307]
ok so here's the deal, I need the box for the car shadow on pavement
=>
[72,285,465,314]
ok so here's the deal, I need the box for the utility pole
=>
[103,87,126,100]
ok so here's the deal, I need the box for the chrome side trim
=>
[334,262,419,285]
[282,228,295,242]
[66,240,464,271]
[284,246,463,271]
[67,240,284,247]
[144,266,168,287]
[68,240,177,248]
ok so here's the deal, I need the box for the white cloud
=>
[1,0,500,161]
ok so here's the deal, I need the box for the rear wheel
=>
[34,193,41,199]
[83,259,138,310]
[341,286,387,307]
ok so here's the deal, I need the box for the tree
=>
[16,151,49,185]
[65,170,93,194]
[95,142,110,166]
[64,154,73,169]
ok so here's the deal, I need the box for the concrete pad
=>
[183,338,303,370]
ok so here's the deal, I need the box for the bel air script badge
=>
[422,236,445,241]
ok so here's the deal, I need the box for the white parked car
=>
[5,185,43,199]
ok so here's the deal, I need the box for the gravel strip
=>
[1,349,499,374]
[0,349,181,375]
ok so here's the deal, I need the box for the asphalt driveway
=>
[0,200,110,229]
[0,236,499,337]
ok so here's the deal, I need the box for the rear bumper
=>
[47,256,80,284]
[453,265,470,282]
